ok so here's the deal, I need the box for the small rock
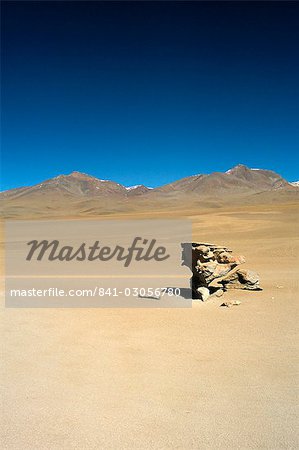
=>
[138,293,160,300]
[220,300,241,307]
[215,289,224,297]
[197,287,210,302]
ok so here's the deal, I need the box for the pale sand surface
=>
[1,203,298,449]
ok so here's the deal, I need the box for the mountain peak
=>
[226,164,250,174]
[68,171,95,179]
[126,184,152,196]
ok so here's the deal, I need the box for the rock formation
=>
[181,243,262,300]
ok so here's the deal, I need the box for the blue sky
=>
[1,1,299,190]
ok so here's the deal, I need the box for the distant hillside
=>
[1,165,298,218]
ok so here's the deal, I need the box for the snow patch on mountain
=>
[126,185,152,190]
[226,166,263,174]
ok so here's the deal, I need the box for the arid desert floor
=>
[1,202,298,449]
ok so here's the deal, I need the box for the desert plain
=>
[1,198,298,449]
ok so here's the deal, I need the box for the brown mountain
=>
[1,171,127,200]
[154,164,290,197]
[1,165,297,218]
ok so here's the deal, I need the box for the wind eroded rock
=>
[181,242,262,301]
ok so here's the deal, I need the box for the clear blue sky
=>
[1,1,299,190]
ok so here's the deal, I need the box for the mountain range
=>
[1,165,298,218]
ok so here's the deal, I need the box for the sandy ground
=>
[1,203,298,449]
